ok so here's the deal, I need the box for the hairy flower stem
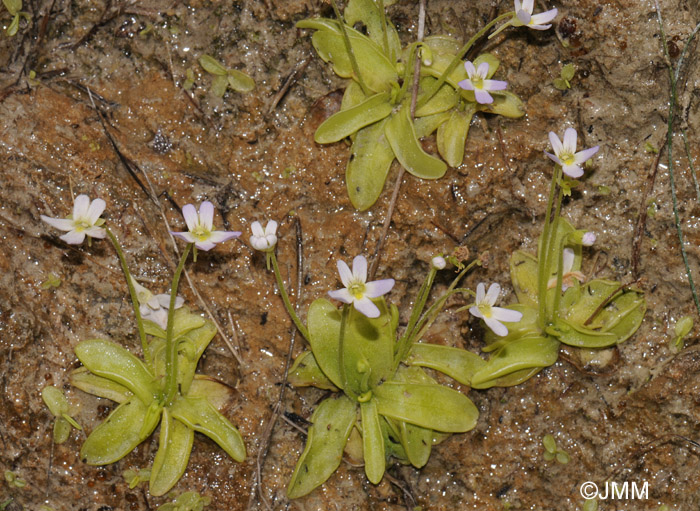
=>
[416,11,512,109]
[164,243,192,406]
[331,0,371,96]
[270,251,310,341]
[537,165,562,328]
[105,227,150,366]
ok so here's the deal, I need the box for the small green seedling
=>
[553,63,576,90]
[644,141,659,154]
[41,273,61,289]
[41,386,82,444]
[182,68,195,91]
[198,55,254,97]
[122,468,151,489]
[542,434,570,464]
[157,491,211,511]
[4,470,27,489]
[2,0,30,36]
[671,316,693,350]
[583,499,598,511]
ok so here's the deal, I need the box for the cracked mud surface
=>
[1,0,700,509]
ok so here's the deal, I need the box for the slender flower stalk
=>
[105,227,150,365]
[269,251,310,341]
[164,243,192,406]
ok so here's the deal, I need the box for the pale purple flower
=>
[431,256,446,270]
[547,248,585,291]
[171,201,240,251]
[328,255,395,318]
[458,61,507,104]
[132,279,184,330]
[512,0,558,30]
[545,128,600,178]
[469,283,523,337]
[250,220,278,252]
[582,232,596,247]
[40,194,106,245]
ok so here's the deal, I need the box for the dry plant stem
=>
[369,0,425,280]
[249,219,304,511]
[631,140,666,279]
[682,130,700,205]
[655,4,700,316]
[583,279,638,327]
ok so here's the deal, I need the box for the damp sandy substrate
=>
[1,0,700,509]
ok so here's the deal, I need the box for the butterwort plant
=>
[40,197,246,496]
[455,129,646,389]
[249,222,507,498]
[297,0,557,210]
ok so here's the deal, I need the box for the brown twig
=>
[583,279,641,327]
[631,140,666,279]
[267,57,311,115]
[86,87,245,365]
[247,218,304,511]
[368,0,426,280]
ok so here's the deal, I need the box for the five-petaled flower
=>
[41,194,106,245]
[469,283,523,337]
[458,61,507,105]
[171,201,240,251]
[328,255,395,318]
[132,278,184,330]
[250,220,278,252]
[512,0,558,30]
[545,128,600,178]
[489,0,558,39]
[547,248,585,291]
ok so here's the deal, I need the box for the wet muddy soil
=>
[1,0,700,510]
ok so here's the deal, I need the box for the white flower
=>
[132,279,184,330]
[489,0,558,39]
[250,220,278,252]
[582,232,596,246]
[40,194,106,245]
[545,128,600,178]
[469,283,523,337]
[512,0,558,30]
[547,248,585,291]
[458,61,508,105]
[327,255,395,318]
[171,201,240,251]
[431,256,446,270]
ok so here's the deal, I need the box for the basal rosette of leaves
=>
[297,0,524,211]
[69,307,245,497]
[286,294,484,498]
[462,218,646,390]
